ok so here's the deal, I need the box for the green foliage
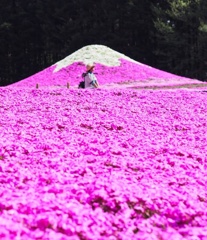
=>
[153,0,207,80]
[199,23,207,33]
[0,0,207,85]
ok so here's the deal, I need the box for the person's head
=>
[86,63,95,72]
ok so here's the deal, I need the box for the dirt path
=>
[128,83,207,90]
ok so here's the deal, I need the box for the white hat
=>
[86,63,95,71]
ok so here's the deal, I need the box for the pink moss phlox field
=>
[0,87,207,239]
[10,59,194,87]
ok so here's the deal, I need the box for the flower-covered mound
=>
[10,45,202,88]
[0,87,207,239]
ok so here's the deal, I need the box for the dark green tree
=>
[1,0,206,86]
[153,0,207,80]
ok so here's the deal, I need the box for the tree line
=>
[0,0,207,86]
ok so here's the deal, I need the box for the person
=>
[82,63,99,88]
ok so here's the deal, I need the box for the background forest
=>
[0,0,207,86]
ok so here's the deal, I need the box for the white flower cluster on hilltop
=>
[53,44,141,72]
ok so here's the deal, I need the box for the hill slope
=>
[10,45,201,88]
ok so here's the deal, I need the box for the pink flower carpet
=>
[1,45,207,239]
